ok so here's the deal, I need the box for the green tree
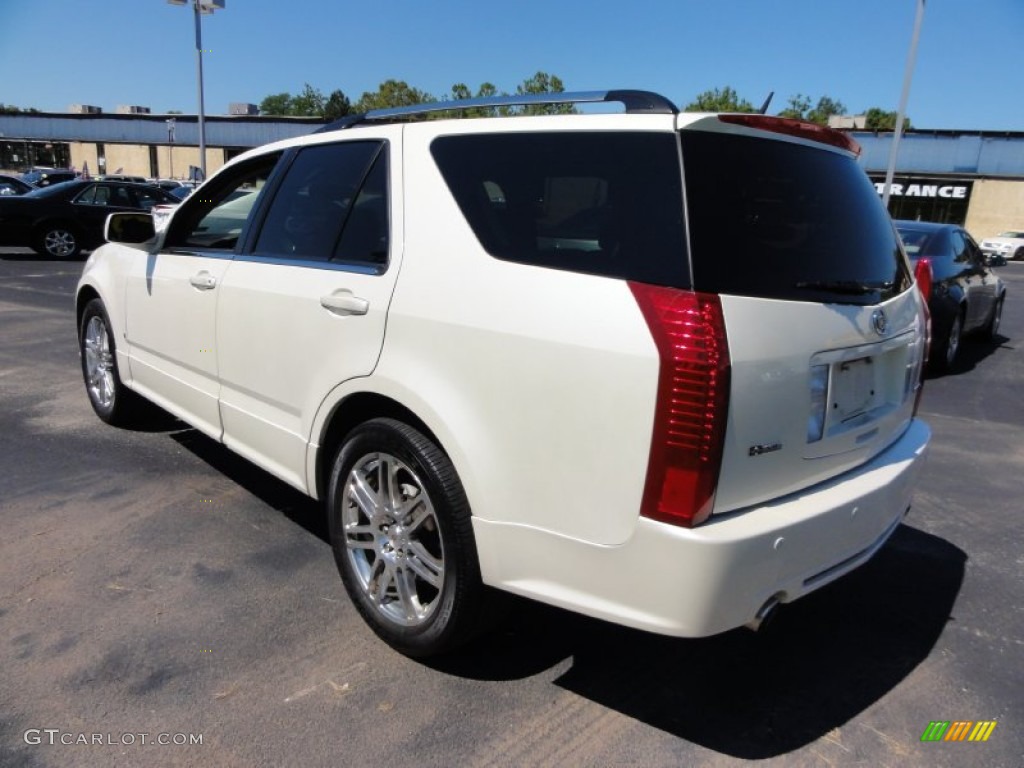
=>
[684,86,755,113]
[776,94,846,125]
[291,83,325,117]
[807,96,846,126]
[515,71,574,115]
[259,92,294,116]
[0,103,41,114]
[445,81,509,117]
[354,80,435,113]
[864,107,911,131]
[778,93,812,120]
[323,89,352,121]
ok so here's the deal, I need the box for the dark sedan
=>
[896,219,1007,372]
[0,180,178,258]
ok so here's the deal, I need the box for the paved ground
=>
[1,249,1021,767]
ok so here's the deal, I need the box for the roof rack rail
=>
[315,89,677,133]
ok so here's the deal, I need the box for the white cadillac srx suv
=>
[76,90,930,657]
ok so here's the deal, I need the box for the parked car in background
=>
[896,220,1006,372]
[0,174,35,196]
[0,179,179,258]
[979,230,1024,262]
[99,174,149,184]
[21,168,78,187]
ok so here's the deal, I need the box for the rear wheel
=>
[327,418,489,657]
[35,223,82,259]
[932,310,964,373]
[1015,247,1024,261]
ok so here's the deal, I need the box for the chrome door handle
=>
[189,271,217,290]
[320,292,369,315]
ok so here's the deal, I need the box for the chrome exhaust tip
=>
[745,595,782,633]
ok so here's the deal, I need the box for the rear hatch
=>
[677,115,926,515]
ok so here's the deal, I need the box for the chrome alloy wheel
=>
[342,452,445,627]
[44,228,77,257]
[83,315,116,410]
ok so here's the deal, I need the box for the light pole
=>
[167,0,225,182]
[882,0,926,211]
[166,117,176,178]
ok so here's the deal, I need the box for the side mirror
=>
[105,212,155,248]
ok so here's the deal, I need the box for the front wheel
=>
[983,297,1004,340]
[327,418,488,657]
[78,298,146,426]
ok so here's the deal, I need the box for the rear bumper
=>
[473,418,930,637]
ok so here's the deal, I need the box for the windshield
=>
[681,130,911,305]
[998,231,1024,238]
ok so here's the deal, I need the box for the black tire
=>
[78,298,147,426]
[1015,247,1024,262]
[983,297,1004,341]
[327,418,488,657]
[931,309,964,374]
[34,222,82,259]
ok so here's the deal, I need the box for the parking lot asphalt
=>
[1,250,1022,767]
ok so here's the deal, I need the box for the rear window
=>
[681,131,910,305]
[431,132,688,287]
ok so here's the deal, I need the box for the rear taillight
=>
[629,283,731,528]
[914,258,933,303]
[717,114,862,156]
[913,293,931,416]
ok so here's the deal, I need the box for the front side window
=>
[431,132,688,287]
[253,141,383,262]
[166,153,282,251]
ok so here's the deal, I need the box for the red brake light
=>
[914,257,933,304]
[717,114,862,156]
[629,284,731,528]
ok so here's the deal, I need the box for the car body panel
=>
[123,250,232,439]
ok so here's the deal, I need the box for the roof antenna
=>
[758,91,774,115]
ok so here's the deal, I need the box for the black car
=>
[0,180,179,258]
[21,168,79,187]
[895,219,1006,372]
[0,174,35,196]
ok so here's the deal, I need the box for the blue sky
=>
[1,0,1021,130]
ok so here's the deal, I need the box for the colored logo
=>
[921,721,997,742]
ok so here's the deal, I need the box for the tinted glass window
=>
[254,141,381,261]
[132,186,172,210]
[682,131,910,305]
[167,153,281,250]
[431,132,688,287]
[333,150,389,267]
[73,185,102,204]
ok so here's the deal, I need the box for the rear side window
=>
[682,131,910,305]
[431,132,689,287]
